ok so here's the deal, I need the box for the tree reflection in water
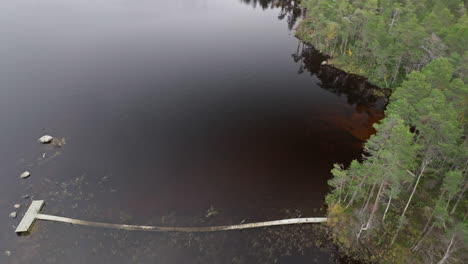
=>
[240,0,304,30]
[241,0,388,108]
[296,42,389,108]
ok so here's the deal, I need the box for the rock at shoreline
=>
[20,171,30,179]
[14,204,21,209]
[9,212,17,218]
[4,251,11,257]
[38,135,54,144]
[321,60,328,65]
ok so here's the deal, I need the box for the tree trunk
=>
[388,10,399,33]
[382,194,392,222]
[391,159,430,245]
[437,232,456,264]
[346,176,368,208]
[412,222,435,252]
[421,208,435,235]
[360,183,377,215]
[343,37,348,56]
[450,181,467,215]
[358,181,385,239]
[340,36,345,55]
[346,155,385,209]
[366,181,386,228]
[391,55,402,84]
[338,176,344,203]
[331,38,337,56]
[343,173,356,203]
[401,160,429,220]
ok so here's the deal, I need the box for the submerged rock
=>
[9,212,17,218]
[20,171,30,179]
[21,195,29,199]
[14,204,21,209]
[38,135,54,144]
[51,137,66,147]
[4,251,11,257]
[206,205,219,218]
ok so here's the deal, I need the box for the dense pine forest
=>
[297,0,467,263]
[297,0,467,89]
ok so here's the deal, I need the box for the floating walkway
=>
[15,200,327,235]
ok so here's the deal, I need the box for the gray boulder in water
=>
[20,171,30,179]
[38,135,54,144]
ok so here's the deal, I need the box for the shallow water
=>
[0,0,384,263]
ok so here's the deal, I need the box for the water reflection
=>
[241,0,304,30]
[241,0,388,107]
[0,0,382,263]
[293,41,389,108]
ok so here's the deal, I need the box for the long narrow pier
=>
[15,200,327,235]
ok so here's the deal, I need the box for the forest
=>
[297,0,467,263]
[297,0,467,89]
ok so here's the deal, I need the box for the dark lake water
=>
[0,0,385,263]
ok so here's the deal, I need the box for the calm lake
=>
[0,0,385,263]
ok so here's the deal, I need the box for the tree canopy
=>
[297,0,468,89]
[298,1,468,263]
